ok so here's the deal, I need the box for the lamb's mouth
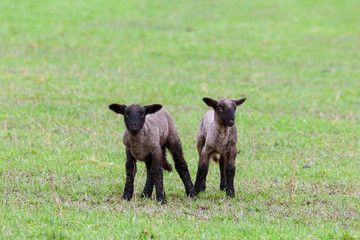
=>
[129,128,140,134]
[227,120,235,127]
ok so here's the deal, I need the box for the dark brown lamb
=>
[190,97,246,198]
[109,103,193,203]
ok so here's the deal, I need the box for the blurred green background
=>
[1,0,359,238]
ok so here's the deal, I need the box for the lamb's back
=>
[145,108,175,146]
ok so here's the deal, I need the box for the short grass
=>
[1,0,360,239]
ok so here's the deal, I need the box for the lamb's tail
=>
[163,157,173,172]
[211,153,219,163]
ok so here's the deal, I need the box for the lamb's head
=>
[203,97,246,127]
[109,103,162,134]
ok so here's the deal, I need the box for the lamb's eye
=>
[218,107,223,112]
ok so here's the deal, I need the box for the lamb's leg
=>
[219,155,227,191]
[200,179,206,192]
[196,136,206,192]
[190,147,211,198]
[150,148,166,204]
[141,155,154,198]
[122,149,137,201]
[225,148,237,198]
[167,138,193,196]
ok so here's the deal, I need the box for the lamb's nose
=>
[130,124,138,128]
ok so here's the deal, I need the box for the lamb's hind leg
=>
[142,146,170,199]
[141,155,154,199]
[167,137,193,196]
[200,177,206,192]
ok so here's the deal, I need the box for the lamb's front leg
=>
[122,149,137,201]
[225,148,237,198]
[190,147,211,198]
[141,155,154,198]
[150,148,166,204]
[219,155,227,191]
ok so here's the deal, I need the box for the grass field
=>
[1,0,360,238]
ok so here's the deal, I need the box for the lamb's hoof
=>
[157,198,167,205]
[185,185,193,196]
[226,189,235,198]
[220,184,226,191]
[121,193,133,201]
[189,189,199,199]
[200,184,206,192]
[140,192,152,199]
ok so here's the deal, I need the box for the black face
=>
[216,100,237,127]
[109,103,162,134]
[123,105,146,134]
[203,97,247,127]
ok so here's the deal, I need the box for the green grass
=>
[1,0,360,238]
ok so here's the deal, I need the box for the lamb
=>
[190,97,247,198]
[109,103,193,203]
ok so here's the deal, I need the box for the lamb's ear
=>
[203,97,218,108]
[144,104,162,114]
[109,103,127,114]
[232,98,247,106]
